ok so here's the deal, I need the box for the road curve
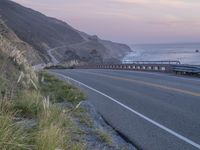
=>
[51,69,200,150]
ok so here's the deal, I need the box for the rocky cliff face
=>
[0,0,132,64]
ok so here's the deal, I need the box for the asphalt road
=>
[51,69,200,150]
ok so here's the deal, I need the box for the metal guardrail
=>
[76,61,200,76]
[76,61,184,72]
[172,65,200,75]
[123,60,181,65]
[76,63,173,73]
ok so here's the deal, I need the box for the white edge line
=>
[54,72,200,149]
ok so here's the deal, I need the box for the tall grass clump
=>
[35,124,84,150]
[35,125,66,150]
[35,105,76,150]
[14,90,43,118]
[0,108,31,150]
[38,105,72,128]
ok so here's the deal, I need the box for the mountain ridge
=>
[0,0,132,64]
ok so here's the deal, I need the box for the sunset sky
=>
[13,0,200,44]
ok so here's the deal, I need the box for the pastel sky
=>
[13,0,200,44]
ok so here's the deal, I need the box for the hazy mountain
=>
[0,0,132,64]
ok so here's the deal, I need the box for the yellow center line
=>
[75,70,200,97]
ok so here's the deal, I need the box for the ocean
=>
[123,43,200,65]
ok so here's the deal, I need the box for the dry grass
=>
[35,125,66,150]
[38,105,72,129]
[36,104,84,150]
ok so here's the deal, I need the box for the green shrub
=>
[14,90,43,118]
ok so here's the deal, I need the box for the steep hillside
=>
[0,0,132,64]
[0,19,43,65]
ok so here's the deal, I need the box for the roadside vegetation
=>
[0,34,85,149]
[0,69,85,149]
[38,71,85,104]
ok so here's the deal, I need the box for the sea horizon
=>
[124,42,200,65]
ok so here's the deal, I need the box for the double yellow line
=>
[76,71,200,97]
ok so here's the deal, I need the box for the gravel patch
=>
[72,101,137,150]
